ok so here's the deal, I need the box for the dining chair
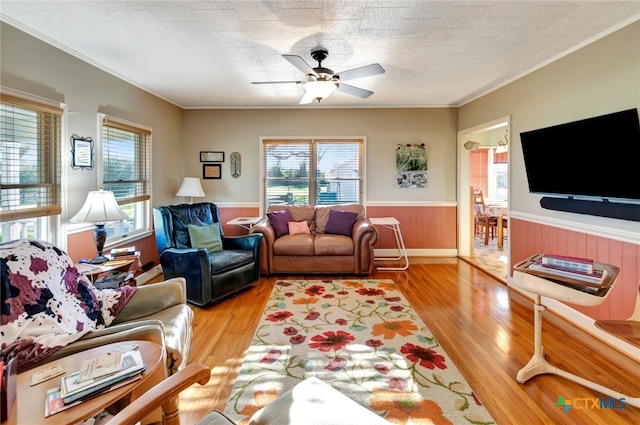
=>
[473,189,497,245]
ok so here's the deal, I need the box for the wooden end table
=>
[3,340,163,424]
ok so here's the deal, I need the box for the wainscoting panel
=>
[366,205,457,250]
[67,230,159,271]
[510,217,639,321]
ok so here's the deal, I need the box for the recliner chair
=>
[153,202,263,306]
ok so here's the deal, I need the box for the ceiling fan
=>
[252,49,385,104]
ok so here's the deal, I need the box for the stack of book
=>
[528,254,607,293]
[108,247,140,262]
[94,270,135,289]
[45,350,146,417]
[109,246,136,258]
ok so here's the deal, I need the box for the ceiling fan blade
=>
[335,63,385,81]
[336,83,373,99]
[251,81,301,85]
[283,55,318,77]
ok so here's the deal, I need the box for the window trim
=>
[0,89,65,247]
[97,113,152,245]
[259,136,366,215]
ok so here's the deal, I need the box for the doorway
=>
[457,117,510,283]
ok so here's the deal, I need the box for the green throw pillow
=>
[188,223,223,253]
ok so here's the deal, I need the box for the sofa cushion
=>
[315,204,364,234]
[288,221,310,235]
[267,209,293,238]
[314,234,354,256]
[273,234,315,256]
[209,250,255,274]
[188,223,223,253]
[324,210,358,236]
[269,205,316,233]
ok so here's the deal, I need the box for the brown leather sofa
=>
[250,204,378,275]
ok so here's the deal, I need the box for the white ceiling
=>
[1,1,639,109]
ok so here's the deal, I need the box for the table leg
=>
[375,224,409,271]
[516,295,640,407]
[497,215,503,248]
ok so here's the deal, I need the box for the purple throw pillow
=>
[268,209,293,238]
[325,210,358,236]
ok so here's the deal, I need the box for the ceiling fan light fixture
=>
[302,80,338,102]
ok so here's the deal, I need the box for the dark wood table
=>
[2,340,163,425]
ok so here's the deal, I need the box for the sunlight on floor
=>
[460,237,509,283]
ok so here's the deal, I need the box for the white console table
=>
[512,255,639,408]
[369,217,408,271]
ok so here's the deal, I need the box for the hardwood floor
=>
[176,259,640,425]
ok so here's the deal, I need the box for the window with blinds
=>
[262,138,363,211]
[101,117,150,240]
[0,93,62,242]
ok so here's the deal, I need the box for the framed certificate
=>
[203,164,222,179]
[200,151,224,162]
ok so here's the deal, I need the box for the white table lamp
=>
[70,189,129,264]
[176,177,205,203]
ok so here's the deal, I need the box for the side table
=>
[226,216,263,230]
[369,217,409,271]
[76,258,137,285]
[3,340,163,424]
[512,255,639,408]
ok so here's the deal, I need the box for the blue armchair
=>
[153,202,262,306]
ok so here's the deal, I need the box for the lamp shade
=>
[300,80,338,104]
[176,177,205,198]
[70,190,129,223]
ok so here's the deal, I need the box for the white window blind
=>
[101,117,151,241]
[0,93,62,222]
[102,118,150,205]
[262,138,363,211]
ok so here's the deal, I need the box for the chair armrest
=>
[159,247,212,306]
[352,218,379,275]
[105,363,211,425]
[352,217,378,243]
[250,222,275,275]
[222,233,262,251]
[113,278,187,324]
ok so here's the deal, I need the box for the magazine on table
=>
[58,350,146,405]
[44,374,142,417]
[529,262,607,285]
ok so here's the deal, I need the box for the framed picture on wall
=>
[200,151,224,162]
[203,163,222,179]
[71,135,94,170]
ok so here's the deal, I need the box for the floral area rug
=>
[223,279,495,424]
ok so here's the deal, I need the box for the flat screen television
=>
[520,108,640,202]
